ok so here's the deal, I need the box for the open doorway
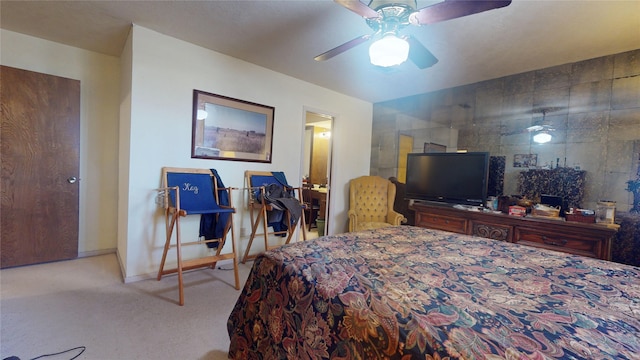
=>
[302,111,333,237]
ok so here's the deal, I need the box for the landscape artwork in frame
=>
[191,90,274,163]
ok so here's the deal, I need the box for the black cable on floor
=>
[32,346,86,360]
[33,346,86,360]
[3,346,87,360]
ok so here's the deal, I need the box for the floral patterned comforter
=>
[227,226,640,359]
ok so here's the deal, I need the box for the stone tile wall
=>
[372,49,640,211]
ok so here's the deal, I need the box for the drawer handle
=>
[542,236,568,246]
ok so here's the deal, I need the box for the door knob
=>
[67,176,78,184]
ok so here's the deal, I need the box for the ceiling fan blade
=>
[526,125,545,132]
[406,36,438,69]
[334,0,381,19]
[314,34,372,62]
[410,0,512,25]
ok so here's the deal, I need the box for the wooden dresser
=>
[412,202,618,260]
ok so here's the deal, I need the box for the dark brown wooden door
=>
[1,66,80,268]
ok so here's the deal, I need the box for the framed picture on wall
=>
[513,154,538,168]
[191,89,274,163]
[424,142,446,153]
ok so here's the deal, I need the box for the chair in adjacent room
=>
[156,167,240,306]
[242,170,306,263]
[302,183,320,231]
[348,175,406,232]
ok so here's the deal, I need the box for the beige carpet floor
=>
[0,253,256,360]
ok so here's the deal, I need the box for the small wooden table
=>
[309,188,327,219]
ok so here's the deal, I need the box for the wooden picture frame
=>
[191,89,274,163]
[424,142,446,153]
[513,153,537,168]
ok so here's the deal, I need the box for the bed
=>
[227,226,640,359]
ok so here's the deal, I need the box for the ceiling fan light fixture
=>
[533,131,552,144]
[369,34,409,67]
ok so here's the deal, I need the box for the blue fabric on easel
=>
[199,169,231,248]
[166,173,220,214]
[250,172,296,234]
[272,172,289,187]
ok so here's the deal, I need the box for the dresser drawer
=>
[416,212,467,234]
[471,220,512,241]
[514,228,601,258]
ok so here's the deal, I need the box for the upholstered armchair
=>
[348,175,406,232]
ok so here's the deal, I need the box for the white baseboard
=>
[78,248,116,258]
[123,271,156,283]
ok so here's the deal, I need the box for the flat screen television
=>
[405,152,490,207]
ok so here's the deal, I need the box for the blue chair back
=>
[250,173,295,200]
[250,171,289,188]
[250,175,280,188]
[166,172,221,214]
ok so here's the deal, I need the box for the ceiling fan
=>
[501,125,556,144]
[502,123,556,136]
[314,0,512,68]
[502,109,557,143]
[525,124,555,133]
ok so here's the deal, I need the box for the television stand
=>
[451,204,484,212]
[411,202,617,260]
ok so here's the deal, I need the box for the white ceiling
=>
[1,0,639,103]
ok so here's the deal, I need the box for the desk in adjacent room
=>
[309,187,327,219]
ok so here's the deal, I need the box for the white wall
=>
[1,29,120,256]
[121,26,372,280]
[117,29,134,275]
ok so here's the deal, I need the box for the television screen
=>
[405,152,489,206]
